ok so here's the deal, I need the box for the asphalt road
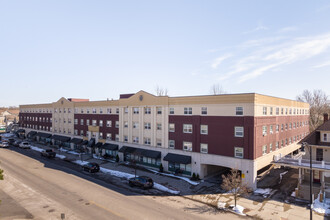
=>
[0,148,242,220]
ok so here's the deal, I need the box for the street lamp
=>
[303,142,312,220]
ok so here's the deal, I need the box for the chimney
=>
[324,113,329,123]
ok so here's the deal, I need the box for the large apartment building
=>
[18,91,309,189]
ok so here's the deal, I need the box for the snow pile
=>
[254,188,274,198]
[147,169,199,185]
[30,146,43,152]
[229,204,246,216]
[217,201,226,209]
[56,154,66,159]
[59,148,68,152]
[291,191,296,197]
[73,160,89,166]
[99,167,180,194]
[67,151,81,155]
[279,171,288,184]
[313,193,330,215]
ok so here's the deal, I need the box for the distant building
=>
[19,91,309,189]
[0,108,19,132]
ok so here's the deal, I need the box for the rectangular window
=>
[263,107,267,115]
[281,140,284,147]
[262,126,267,136]
[106,133,112,140]
[169,140,175,148]
[99,120,103,127]
[235,126,244,137]
[144,138,151,145]
[281,108,284,115]
[269,143,273,152]
[183,142,192,151]
[115,121,119,128]
[116,108,119,114]
[107,108,111,114]
[99,108,103,114]
[74,119,78,125]
[124,121,128,128]
[281,124,284,132]
[86,119,90,126]
[133,122,139,129]
[124,135,128,142]
[99,132,103,139]
[133,107,139,114]
[157,107,162,114]
[92,120,97,126]
[92,108,96,114]
[183,124,193,133]
[80,130,84,136]
[169,123,175,132]
[86,109,90,114]
[276,107,279,115]
[201,107,207,115]
[169,107,174,115]
[276,124,279,133]
[80,119,84,125]
[144,107,151,114]
[270,107,273,115]
[106,120,112,127]
[200,143,208,153]
[157,123,162,130]
[236,107,243,116]
[184,107,192,115]
[115,134,119,141]
[133,136,139,143]
[235,147,244,158]
[124,107,129,114]
[276,142,279,150]
[201,125,208,135]
[144,123,151,130]
[270,125,273,134]
[156,139,162,147]
[262,145,267,155]
[289,123,292,130]
[285,124,288,130]
[74,129,78,135]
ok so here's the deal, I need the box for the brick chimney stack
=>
[324,113,329,123]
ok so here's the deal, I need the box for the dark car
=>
[41,149,56,158]
[82,162,100,173]
[13,140,22,147]
[8,138,15,144]
[128,176,154,189]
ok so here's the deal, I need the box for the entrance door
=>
[314,170,320,183]
[316,148,323,161]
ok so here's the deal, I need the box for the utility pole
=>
[303,142,313,220]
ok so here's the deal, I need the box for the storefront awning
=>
[119,146,136,153]
[81,140,89,145]
[163,153,191,164]
[94,142,103,148]
[141,149,161,159]
[70,138,83,144]
[52,135,71,142]
[27,131,37,136]
[36,132,52,138]
[118,146,160,158]
[101,143,118,151]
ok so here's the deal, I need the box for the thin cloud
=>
[211,54,232,69]
[278,26,298,33]
[243,23,269,34]
[313,60,330,68]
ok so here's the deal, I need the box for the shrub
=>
[115,154,119,162]
[159,163,164,172]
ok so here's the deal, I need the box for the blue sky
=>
[1,1,330,106]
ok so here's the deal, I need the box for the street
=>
[0,148,243,220]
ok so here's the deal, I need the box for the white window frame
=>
[234,126,244,137]
[234,147,244,158]
[183,142,192,151]
[169,123,175,132]
[184,107,192,115]
[236,107,243,116]
[183,124,193,133]
[200,125,208,135]
[200,143,208,153]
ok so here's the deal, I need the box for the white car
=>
[19,142,31,149]
[0,141,9,148]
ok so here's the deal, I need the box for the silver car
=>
[0,141,9,148]
[19,142,31,149]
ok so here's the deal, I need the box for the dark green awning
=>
[163,153,191,164]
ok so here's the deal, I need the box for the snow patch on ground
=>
[99,167,180,194]
[73,160,89,166]
[291,191,296,197]
[217,201,226,209]
[56,154,66,159]
[30,146,43,152]
[254,188,275,198]
[229,204,246,216]
[279,171,288,184]
[147,169,199,185]
[313,193,330,215]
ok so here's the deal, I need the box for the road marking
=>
[89,200,126,219]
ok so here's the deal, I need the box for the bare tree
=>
[210,84,226,95]
[297,90,330,131]
[0,163,3,180]
[221,169,249,208]
[155,85,168,96]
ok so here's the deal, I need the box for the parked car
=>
[19,142,31,149]
[0,141,9,148]
[8,138,15,144]
[41,149,56,158]
[13,140,22,147]
[82,162,100,173]
[128,176,154,189]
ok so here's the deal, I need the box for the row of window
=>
[21,116,52,123]
[169,124,209,134]
[262,106,308,116]
[75,119,119,128]
[261,121,308,136]
[262,133,308,155]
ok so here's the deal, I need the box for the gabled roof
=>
[299,120,330,146]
